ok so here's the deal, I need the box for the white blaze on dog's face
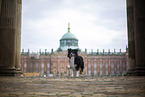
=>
[70,52,75,58]
[69,54,75,68]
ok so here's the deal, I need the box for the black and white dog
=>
[67,49,84,77]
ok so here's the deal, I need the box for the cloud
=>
[22,0,127,52]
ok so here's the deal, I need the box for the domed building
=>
[58,23,79,51]
[21,23,127,77]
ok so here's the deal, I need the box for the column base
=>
[133,66,145,76]
[125,68,135,76]
[0,67,23,76]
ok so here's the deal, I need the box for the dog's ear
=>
[68,49,72,53]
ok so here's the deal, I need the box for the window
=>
[47,63,50,68]
[123,62,126,74]
[88,70,91,75]
[24,63,27,73]
[61,59,63,62]
[30,63,33,73]
[111,64,114,75]
[100,64,102,70]
[117,59,119,61]
[94,70,97,75]
[64,40,66,45]
[36,63,39,73]
[106,70,108,75]
[94,63,96,69]
[47,70,50,75]
[100,71,102,76]
[88,63,91,69]
[100,64,102,75]
[111,59,113,61]
[42,63,44,68]
[117,64,120,75]
[24,63,27,68]
[41,69,44,76]
[106,63,108,69]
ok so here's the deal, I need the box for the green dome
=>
[61,32,78,40]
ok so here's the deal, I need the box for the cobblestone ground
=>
[0,76,145,97]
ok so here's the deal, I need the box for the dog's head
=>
[72,49,78,57]
[67,49,78,58]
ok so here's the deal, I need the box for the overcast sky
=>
[21,0,128,53]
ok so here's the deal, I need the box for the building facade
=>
[21,50,127,77]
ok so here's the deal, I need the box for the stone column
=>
[15,0,22,70]
[133,0,145,75]
[126,0,136,75]
[0,0,17,75]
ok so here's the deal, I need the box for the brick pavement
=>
[0,76,145,97]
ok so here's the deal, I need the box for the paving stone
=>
[47,92,59,96]
[81,92,93,95]
[72,92,82,95]
[58,92,71,96]
[69,94,83,97]
[92,94,107,97]
[0,77,145,97]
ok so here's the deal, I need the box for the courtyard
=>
[0,76,145,97]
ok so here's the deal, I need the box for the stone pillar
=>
[15,0,22,70]
[0,0,1,14]
[126,0,136,75]
[133,0,145,75]
[0,0,17,75]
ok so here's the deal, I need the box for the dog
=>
[67,49,84,77]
